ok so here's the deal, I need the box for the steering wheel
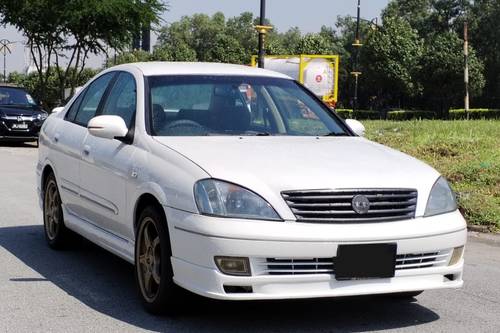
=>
[160,119,208,136]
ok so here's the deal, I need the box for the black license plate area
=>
[335,243,397,280]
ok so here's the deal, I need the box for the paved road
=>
[1,143,499,333]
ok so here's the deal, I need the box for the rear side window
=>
[100,72,137,128]
[73,73,114,126]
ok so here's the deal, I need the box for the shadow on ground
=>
[0,225,440,332]
[0,141,37,148]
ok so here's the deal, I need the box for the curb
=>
[468,231,500,246]
[467,225,492,233]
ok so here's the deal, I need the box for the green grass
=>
[364,120,500,231]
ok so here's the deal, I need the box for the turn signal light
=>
[215,256,251,276]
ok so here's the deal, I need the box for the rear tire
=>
[135,205,182,315]
[43,173,72,249]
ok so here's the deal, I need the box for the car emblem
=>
[352,195,370,214]
[17,116,23,122]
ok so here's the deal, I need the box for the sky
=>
[0,0,389,74]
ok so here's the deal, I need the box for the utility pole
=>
[464,20,470,120]
[255,0,272,68]
[0,39,13,83]
[351,0,363,113]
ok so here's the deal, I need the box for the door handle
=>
[83,145,90,156]
[54,133,60,143]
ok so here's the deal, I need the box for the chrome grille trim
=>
[282,188,418,223]
[255,249,451,276]
[396,250,452,270]
[3,115,34,121]
[255,258,334,275]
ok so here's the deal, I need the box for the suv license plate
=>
[335,243,397,280]
[12,123,28,129]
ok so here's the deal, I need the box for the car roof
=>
[0,83,24,89]
[108,62,292,80]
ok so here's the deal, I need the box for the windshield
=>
[148,75,349,137]
[0,87,37,106]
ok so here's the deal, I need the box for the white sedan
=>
[37,62,466,314]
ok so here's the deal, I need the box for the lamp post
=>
[255,0,272,68]
[351,0,363,113]
[464,20,470,120]
[0,39,14,83]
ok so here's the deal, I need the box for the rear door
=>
[78,72,138,239]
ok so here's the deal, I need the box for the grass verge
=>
[364,120,499,231]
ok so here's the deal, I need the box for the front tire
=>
[135,205,181,314]
[43,173,71,249]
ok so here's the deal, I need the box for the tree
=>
[0,0,166,106]
[469,0,500,106]
[418,31,484,113]
[226,12,258,63]
[361,16,424,108]
[383,0,432,35]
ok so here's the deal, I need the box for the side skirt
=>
[63,205,135,264]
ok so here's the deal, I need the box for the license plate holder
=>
[335,243,397,280]
[12,123,28,129]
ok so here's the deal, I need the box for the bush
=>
[334,109,382,120]
[387,110,437,120]
[335,109,352,119]
[353,110,382,120]
[449,109,500,120]
[335,108,500,120]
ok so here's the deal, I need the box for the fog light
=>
[214,256,251,276]
[449,246,464,266]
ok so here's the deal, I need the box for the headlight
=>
[36,112,48,120]
[194,179,281,220]
[424,177,457,217]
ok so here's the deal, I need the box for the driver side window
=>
[100,72,137,128]
[73,73,114,127]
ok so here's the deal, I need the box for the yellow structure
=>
[251,54,340,106]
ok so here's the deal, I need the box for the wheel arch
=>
[134,193,166,235]
[41,163,55,194]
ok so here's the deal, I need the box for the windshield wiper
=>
[242,131,272,136]
[322,132,350,137]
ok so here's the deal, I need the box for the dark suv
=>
[0,84,48,144]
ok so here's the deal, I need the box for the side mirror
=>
[51,106,64,114]
[88,115,128,140]
[345,119,365,137]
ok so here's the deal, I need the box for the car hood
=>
[154,136,440,218]
[0,104,43,116]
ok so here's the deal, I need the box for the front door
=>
[55,72,115,216]
[79,72,137,240]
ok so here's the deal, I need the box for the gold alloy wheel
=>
[44,179,61,241]
[137,217,162,302]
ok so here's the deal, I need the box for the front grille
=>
[282,189,418,223]
[256,250,451,276]
[256,258,335,275]
[396,250,451,270]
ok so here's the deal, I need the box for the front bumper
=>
[165,207,467,300]
[0,119,42,141]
